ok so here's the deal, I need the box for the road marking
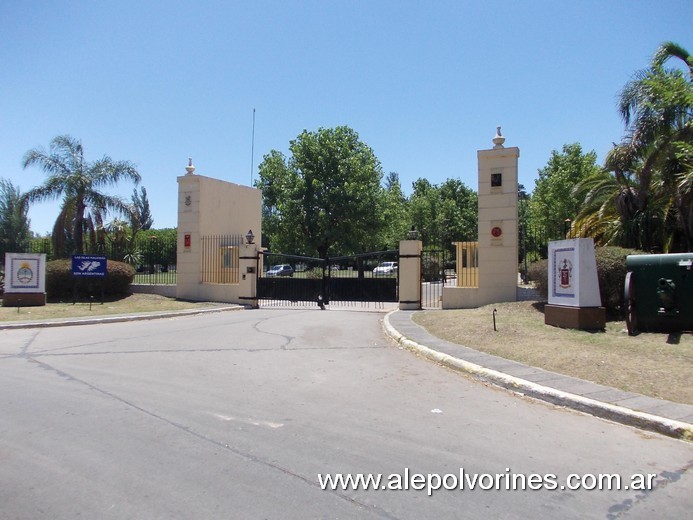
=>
[212,413,284,429]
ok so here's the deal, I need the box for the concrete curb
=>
[383,311,693,442]
[0,305,244,330]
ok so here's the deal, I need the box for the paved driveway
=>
[1,309,691,519]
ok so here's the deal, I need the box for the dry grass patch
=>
[413,301,692,405]
[0,293,226,323]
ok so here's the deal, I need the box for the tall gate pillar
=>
[443,127,519,308]
[477,127,519,304]
[239,243,259,308]
[399,240,422,310]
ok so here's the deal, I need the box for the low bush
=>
[527,258,549,297]
[527,246,644,314]
[596,247,645,311]
[46,259,135,298]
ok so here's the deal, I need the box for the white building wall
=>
[176,163,262,303]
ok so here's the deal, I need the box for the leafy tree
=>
[256,126,386,257]
[409,177,477,251]
[131,186,153,231]
[527,143,601,234]
[438,178,478,244]
[379,172,410,249]
[0,178,31,248]
[22,135,141,256]
[574,41,692,251]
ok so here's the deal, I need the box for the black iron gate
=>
[257,250,398,307]
[421,249,454,309]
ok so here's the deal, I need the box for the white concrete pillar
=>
[476,127,519,304]
[177,162,202,300]
[399,240,422,310]
[238,243,259,308]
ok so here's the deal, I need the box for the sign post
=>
[71,255,107,304]
[2,253,47,307]
[545,238,605,330]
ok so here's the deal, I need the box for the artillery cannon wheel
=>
[625,271,637,336]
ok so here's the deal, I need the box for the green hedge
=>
[46,259,135,298]
[527,246,644,314]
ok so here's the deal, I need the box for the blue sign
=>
[72,255,107,277]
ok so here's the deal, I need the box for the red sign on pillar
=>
[491,226,502,238]
[184,233,191,248]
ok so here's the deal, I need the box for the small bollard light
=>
[493,308,497,331]
[317,295,325,310]
[90,295,94,311]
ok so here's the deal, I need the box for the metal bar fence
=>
[1,236,179,285]
[421,249,454,309]
[200,235,244,284]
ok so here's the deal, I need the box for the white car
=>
[266,264,294,277]
[372,261,398,276]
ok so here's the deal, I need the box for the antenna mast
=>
[250,108,256,185]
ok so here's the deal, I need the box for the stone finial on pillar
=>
[492,126,505,149]
[185,157,196,175]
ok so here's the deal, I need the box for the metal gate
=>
[257,250,398,308]
[421,249,454,309]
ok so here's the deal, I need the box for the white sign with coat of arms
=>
[548,239,601,308]
[5,253,47,293]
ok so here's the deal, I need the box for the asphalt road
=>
[1,309,691,519]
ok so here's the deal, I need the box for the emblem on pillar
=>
[559,258,573,288]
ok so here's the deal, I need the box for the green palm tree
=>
[576,42,692,251]
[615,41,692,249]
[22,135,141,256]
[0,178,31,250]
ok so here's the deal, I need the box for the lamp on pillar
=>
[246,229,255,245]
[408,226,419,240]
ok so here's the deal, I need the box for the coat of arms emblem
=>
[559,258,573,288]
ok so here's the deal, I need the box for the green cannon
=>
[624,253,693,335]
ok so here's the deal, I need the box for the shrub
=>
[527,258,549,297]
[46,259,135,298]
[595,247,643,312]
[526,246,644,314]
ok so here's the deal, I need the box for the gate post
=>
[238,243,259,308]
[399,240,422,310]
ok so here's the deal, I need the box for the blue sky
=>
[1,0,691,234]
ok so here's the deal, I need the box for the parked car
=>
[372,261,398,276]
[266,264,294,277]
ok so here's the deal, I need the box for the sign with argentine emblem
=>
[72,255,108,277]
[5,253,46,293]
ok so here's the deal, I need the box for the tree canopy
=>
[527,143,601,233]
[131,186,153,231]
[256,126,386,257]
[0,178,31,246]
[22,135,141,256]
[409,177,477,249]
[574,41,692,251]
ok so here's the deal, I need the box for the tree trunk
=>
[73,198,86,254]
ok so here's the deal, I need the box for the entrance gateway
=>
[176,128,520,310]
[257,250,399,307]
